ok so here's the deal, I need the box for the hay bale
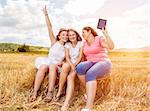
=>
[28,68,111,103]
[74,74,111,100]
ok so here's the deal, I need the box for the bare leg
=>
[61,71,76,111]
[32,65,49,100]
[55,62,70,101]
[85,80,97,110]
[45,64,58,101]
[77,74,87,102]
[77,75,86,87]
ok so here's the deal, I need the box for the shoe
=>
[59,103,70,111]
[44,91,53,102]
[29,91,37,102]
[54,95,61,102]
[54,92,64,102]
[83,94,87,102]
[81,108,91,111]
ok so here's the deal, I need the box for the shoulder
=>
[77,41,84,49]
[95,36,105,42]
[78,41,84,47]
[65,42,71,48]
[95,36,103,40]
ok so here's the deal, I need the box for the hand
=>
[102,27,109,36]
[42,5,48,16]
[71,64,75,71]
[57,63,62,67]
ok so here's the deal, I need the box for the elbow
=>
[66,57,70,61]
[109,44,115,50]
[111,45,115,50]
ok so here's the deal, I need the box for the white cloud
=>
[69,3,150,49]
[64,0,105,16]
[0,0,149,49]
[108,3,150,48]
[0,0,59,47]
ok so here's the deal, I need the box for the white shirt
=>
[48,41,65,64]
[65,41,83,64]
[35,41,65,69]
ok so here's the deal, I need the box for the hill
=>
[0,43,49,53]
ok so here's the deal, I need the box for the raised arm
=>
[101,28,114,50]
[42,6,56,47]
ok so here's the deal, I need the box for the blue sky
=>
[0,0,6,6]
[0,0,149,48]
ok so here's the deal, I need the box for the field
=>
[0,52,150,111]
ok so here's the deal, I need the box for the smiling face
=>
[82,29,90,41]
[68,30,77,42]
[58,30,68,43]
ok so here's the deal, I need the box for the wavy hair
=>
[83,26,98,37]
[68,29,82,41]
[56,28,68,41]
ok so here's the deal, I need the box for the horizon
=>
[0,42,150,50]
[0,0,149,49]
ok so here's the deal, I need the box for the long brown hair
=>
[56,28,68,41]
[68,29,82,41]
[83,26,98,37]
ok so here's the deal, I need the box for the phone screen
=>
[97,19,107,29]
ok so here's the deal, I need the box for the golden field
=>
[0,52,150,111]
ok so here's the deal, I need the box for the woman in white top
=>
[55,29,83,111]
[31,6,68,101]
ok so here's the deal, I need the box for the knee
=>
[62,62,70,72]
[86,72,96,82]
[76,63,85,74]
[38,65,48,73]
[49,64,57,72]
[67,74,76,81]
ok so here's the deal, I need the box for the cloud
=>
[64,0,105,16]
[0,0,149,49]
[70,3,149,48]
[0,0,59,46]
[107,3,150,48]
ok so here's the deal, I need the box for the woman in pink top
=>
[76,26,114,111]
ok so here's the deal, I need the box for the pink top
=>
[83,36,110,62]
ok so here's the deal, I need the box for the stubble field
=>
[0,52,150,111]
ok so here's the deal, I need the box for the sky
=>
[0,0,149,49]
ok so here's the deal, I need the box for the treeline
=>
[0,43,49,53]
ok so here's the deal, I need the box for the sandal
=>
[60,103,70,111]
[54,91,64,102]
[54,95,61,102]
[44,91,53,102]
[54,93,64,102]
[29,91,37,102]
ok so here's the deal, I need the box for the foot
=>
[54,95,61,102]
[30,91,37,102]
[83,94,87,102]
[54,92,63,102]
[44,91,53,102]
[60,103,69,111]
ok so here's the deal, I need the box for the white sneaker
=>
[81,108,91,111]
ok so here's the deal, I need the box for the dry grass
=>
[0,52,150,111]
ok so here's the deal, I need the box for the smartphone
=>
[97,18,107,30]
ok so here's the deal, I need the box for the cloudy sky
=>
[0,0,149,49]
